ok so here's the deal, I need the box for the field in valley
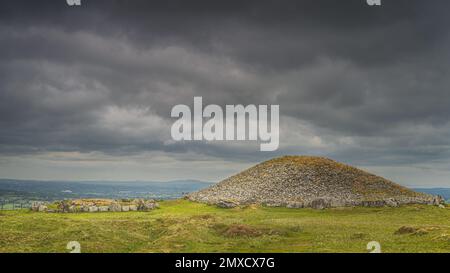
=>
[0,199,449,253]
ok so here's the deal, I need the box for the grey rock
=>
[311,198,331,210]
[88,206,99,213]
[31,201,46,212]
[286,202,304,209]
[136,200,158,211]
[98,206,109,212]
[38,205,48,212]
[109,203,122,212]
[216,199,239,208]
[385,199,399,207]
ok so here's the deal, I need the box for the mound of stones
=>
[31,199,159,213]
[187,156,444,209]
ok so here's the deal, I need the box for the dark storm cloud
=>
[0,0,450,167]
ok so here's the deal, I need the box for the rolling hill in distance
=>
[0,179,213,202]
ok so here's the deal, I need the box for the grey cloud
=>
[0,0,450,182]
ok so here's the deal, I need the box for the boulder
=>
[68,206,77,213]
[88,206,99,213]
[136,200,158,211]
[216,199,239,209]
[433,196,444,206]
[98,206,109,212]
[56,201,71,213]
[121,205,130,212]
[187,156,435,209]
[286,202,304,209]
[385,199,399,207]
[311,198,331,210]
[129,205,137,211]
[38,205,48,212]
[31,201,46,212]
[109,203,122,212]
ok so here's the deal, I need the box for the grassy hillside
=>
[0,200,449,253]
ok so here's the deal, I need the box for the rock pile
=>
[31,199,159,213]
[187,156,443,209]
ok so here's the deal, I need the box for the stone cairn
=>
[30,199,159,213]
[187,156,446,210]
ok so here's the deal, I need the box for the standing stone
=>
[122,205,130,212]
[129,205,137,211]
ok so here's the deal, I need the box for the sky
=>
[0,0,450,187]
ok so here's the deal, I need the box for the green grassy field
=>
[0,200,449,253]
